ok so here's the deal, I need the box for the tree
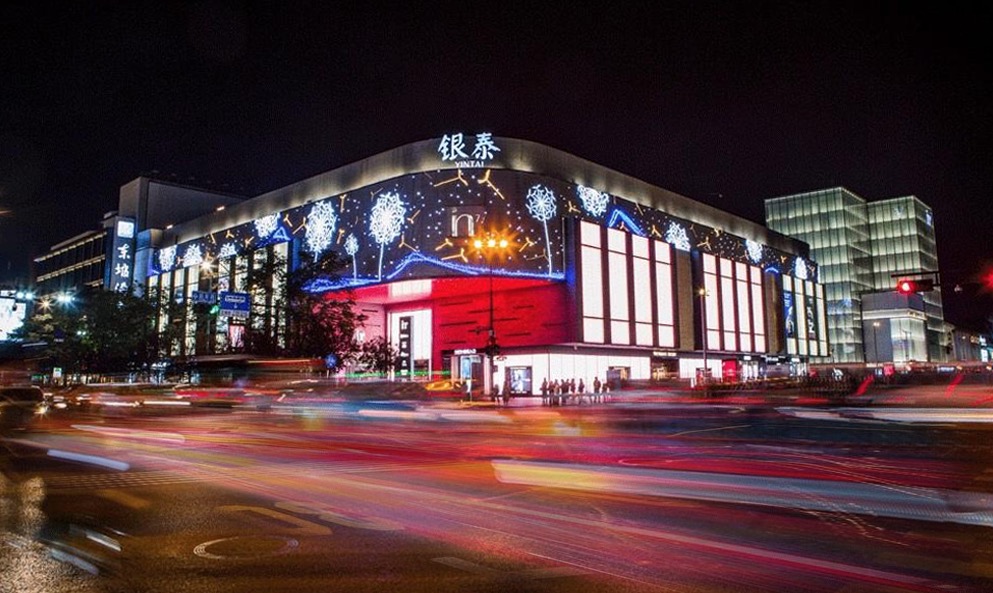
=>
[284,249,365,362]
[356,336,400,376]
[14,287,159,378]
[238,248,288,357]
[236,245,364,363]
[75,289,158,374]
[14,299,86,375]
[144,284,187,362]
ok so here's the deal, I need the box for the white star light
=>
[794,257,809,280]
[344,233,358,256]
[665,222,691,251]
[182,244,203,268]
[305,201,338,256]
[526,185,556,222]
[745,239,764,263]
[345,233,359,279]
[253,213,280,239]
[218,242,238,259]
[369,192,406,279]
[370,192,406,245]
[526,184,557,276]
[576,185,609,217]
[158,245,177,272]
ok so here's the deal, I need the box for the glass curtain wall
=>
[867,197,945,360]
[765,188,872,363]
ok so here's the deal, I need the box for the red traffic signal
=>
[896,278,934,294]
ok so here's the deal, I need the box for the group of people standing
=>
[539,376,610,405]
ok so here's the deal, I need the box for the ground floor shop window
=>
[507,367,532,395]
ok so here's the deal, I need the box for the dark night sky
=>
[1,2,991,328]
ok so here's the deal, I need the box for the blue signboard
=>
[218,291,251,318]
[191,290,217,305]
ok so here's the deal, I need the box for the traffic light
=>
[896,278,934,294]
[484,335,501,358]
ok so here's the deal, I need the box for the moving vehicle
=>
[0,385,45,431]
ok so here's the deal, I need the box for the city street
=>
[3,394,992,593]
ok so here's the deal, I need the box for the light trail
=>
[492,459,993,527]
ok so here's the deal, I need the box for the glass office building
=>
[867,196,945,361]
[766,188,945,364]
[765,188,873,363]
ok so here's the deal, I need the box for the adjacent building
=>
[765,188,946,365]
[32,178,244,298]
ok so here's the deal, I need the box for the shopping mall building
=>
[134,134,827,394]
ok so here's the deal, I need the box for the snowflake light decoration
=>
[526,184,557,276]
[794,257,809,280]
[182,244,203,268]
[158,245,177,272]
[305,201,338,256]
[369,191,406,280]
[665,222,691,251]
[218,242,238,259]
[344,233,359,279]
[253,213,280,239]
[576,185,609,217]
[745,239,764,264]
[526,185,556,222]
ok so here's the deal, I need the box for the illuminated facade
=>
[32,178,244,298]
[34,228,110,297]
[867,197,946,361]
[766,188,946,365]
[145,136,826,391]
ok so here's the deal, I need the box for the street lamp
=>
[471,233,511,399]
[697,287,709,384]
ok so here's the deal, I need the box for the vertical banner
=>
[398,315,413,377]
[783,290,795,339]
[109,217,137,292]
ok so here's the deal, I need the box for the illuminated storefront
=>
[144,134,826,391]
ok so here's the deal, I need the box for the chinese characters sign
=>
[438,132,501,167]
[109,218,136,292]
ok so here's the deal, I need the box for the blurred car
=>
[173,386,277,410]
[0,384,46,431]
[55,383,188,414]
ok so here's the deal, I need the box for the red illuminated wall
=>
[431,282,573,364]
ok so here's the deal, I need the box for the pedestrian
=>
[540,378,549,405]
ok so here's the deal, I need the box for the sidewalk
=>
[442,382,993,409]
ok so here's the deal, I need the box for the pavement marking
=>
[193,535,299,560]
[666,423,751,437]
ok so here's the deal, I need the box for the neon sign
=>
[438,132,501,168]
[111,217,137,292]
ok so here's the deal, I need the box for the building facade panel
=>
[143,136,825,390]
